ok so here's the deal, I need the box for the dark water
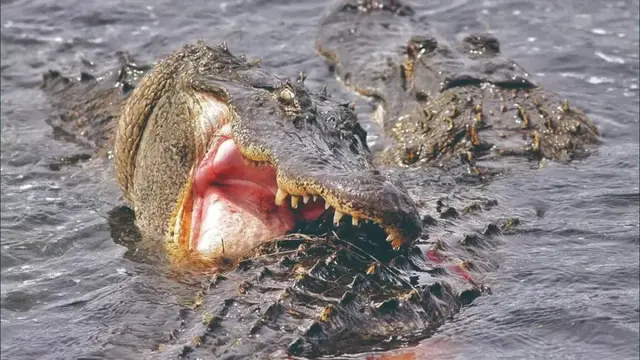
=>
[1,0,638,359]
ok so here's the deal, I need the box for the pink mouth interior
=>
[190,136,326,257]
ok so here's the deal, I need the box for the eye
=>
[278,88,295,105]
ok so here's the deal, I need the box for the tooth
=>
[313,195,318,202]
[303,195,310,204]
[291,196,299,209]
[325,202,331,210]
[275,188,288,206]
[352,216,359,226]
[333,211,344,226]
[385,232,403,249]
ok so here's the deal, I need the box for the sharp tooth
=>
[325,202,331,210]
[313,195,318,202]
[275,188,288,206]
[291,196,300,209]
[352,216,359,226]
[385,233,403,249]
[303,195,310,204]
[333,211,344,226]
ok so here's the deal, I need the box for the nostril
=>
[371,170,381,176]
[293,116,305,130]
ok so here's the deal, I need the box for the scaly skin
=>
[42,41,501,358]
[39,0,599,355]
[316,0,600,176]
[106,187,516,359]
[43,41,423,258]
[43,40,483,359]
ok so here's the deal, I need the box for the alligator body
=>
[40,0,599,358]
[43,54,150,154]
[44,43,495,359]
[316,0,599,175]
[103,186,506,359]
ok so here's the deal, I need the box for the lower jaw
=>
[186,181,308,260]
[174,136,326,261]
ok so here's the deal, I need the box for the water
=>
[1,0,638,359]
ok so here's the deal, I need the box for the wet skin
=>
[40,0,600,357]
[316,0,599,175]
[43,41,422,263]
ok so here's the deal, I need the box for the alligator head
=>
[112,41,421,261]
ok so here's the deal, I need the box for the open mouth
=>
[186,133,322,258]
[174,124,401,260]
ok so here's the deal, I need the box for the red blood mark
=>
[363,336,459,359]
[426,248,444,263]
[447,264,474,283]
[425,248,476,284]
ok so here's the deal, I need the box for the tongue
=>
[194,138,273,195]
[191,137,330,258]
[195,186,295,256]
[192,137,297,257]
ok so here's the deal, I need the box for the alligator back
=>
[41,56,150,155]
[317,0,600,174]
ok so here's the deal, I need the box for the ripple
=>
[1,0,639,359]
[595,50,627,64]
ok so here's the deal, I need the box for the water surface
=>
[1,0,638,359]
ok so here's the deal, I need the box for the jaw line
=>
[183,133,327,259]
[172,128,407,260]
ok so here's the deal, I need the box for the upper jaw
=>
[227,112,422,248]
[231,124,422,248]
[228,120,422,249]
[272,169,423,249]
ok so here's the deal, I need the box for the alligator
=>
[316,0,599,176]
[39,0,599,358]
[43,41,422,263]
